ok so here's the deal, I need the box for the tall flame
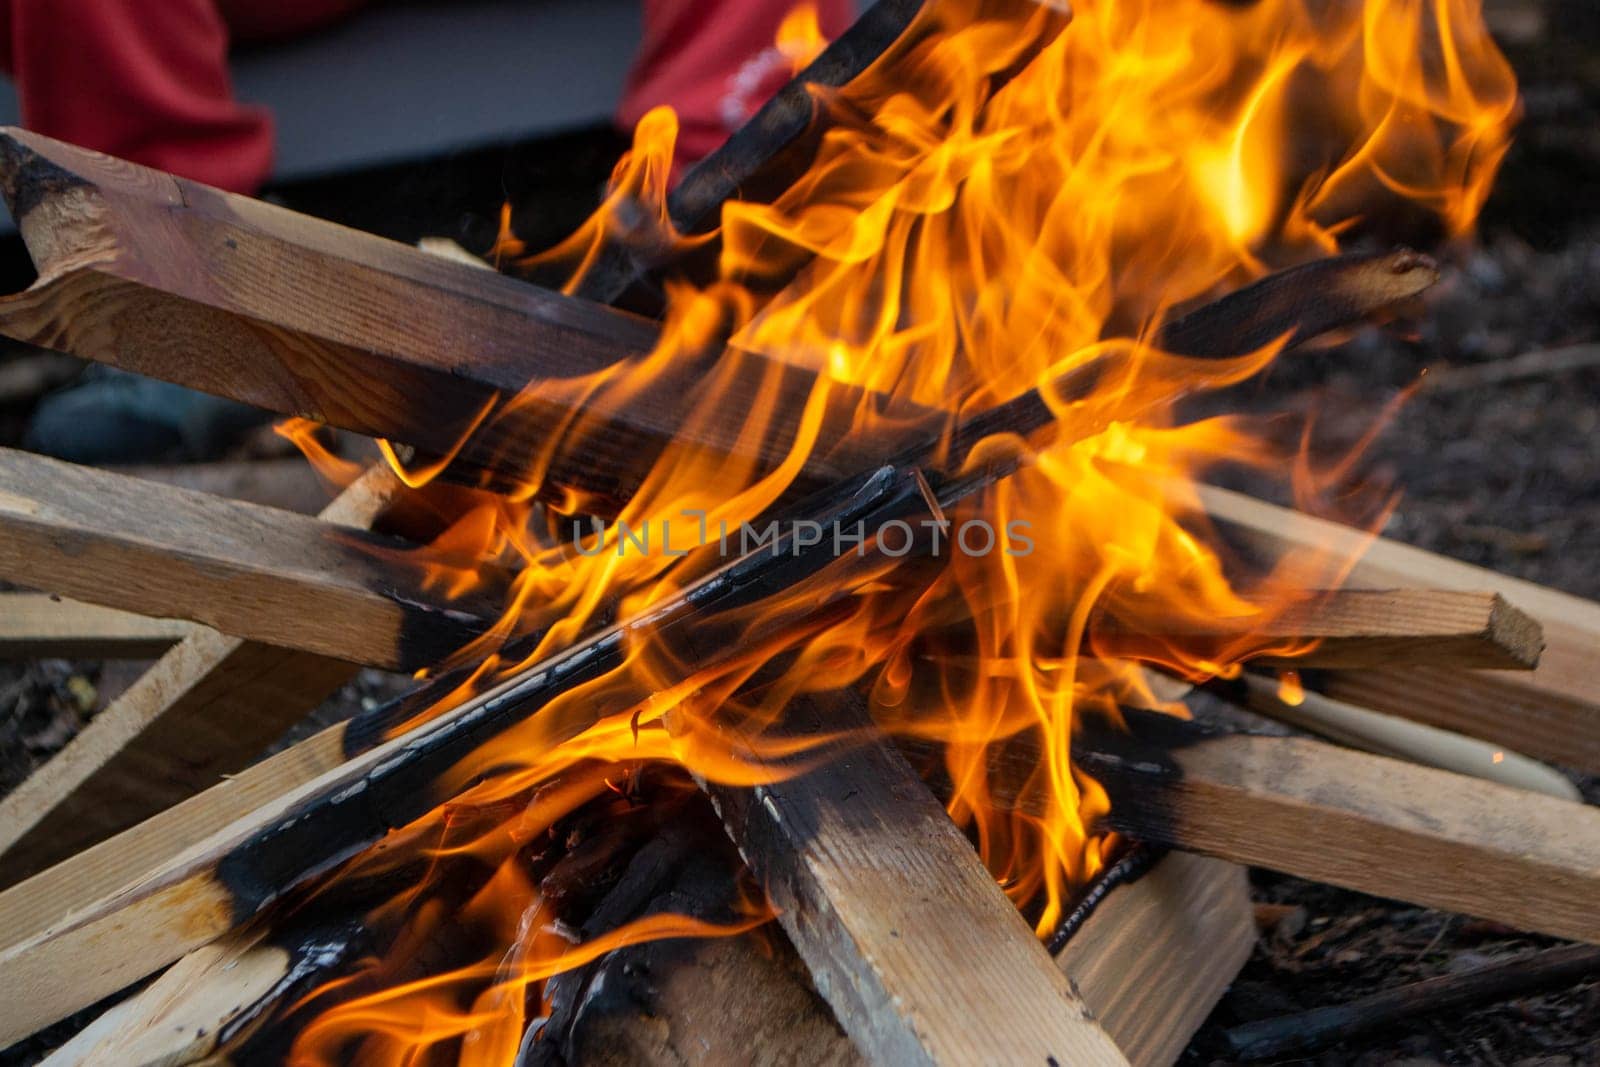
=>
[281,0,1516,1058]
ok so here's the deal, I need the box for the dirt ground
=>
[3,13,1599,1067]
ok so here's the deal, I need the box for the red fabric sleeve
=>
[619,0,857,173]
[0,0,367,194]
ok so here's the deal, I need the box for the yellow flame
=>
[284,0,1517,1055]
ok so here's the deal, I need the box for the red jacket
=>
[0,0,853,195]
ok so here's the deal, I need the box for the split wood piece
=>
[1055,852,1254,1067]
[37,923,366,1067]
[0,447,498,671]
[1067,711,1600,946]
[1093,588,1543,670]
[0,594,192,659]
[0,466,403,884]
[1197,484,1600,772]
[705,692,1128,1066]
[1224,943,1600,1061]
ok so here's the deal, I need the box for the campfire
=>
[1,0,1596,1063]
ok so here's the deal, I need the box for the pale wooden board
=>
[1060,852,1254,1067]
[708,694,1128,1066]
[1077,721,1600,946]
[0,447,496,670]
[1197,484,1600,771]
[0,594,193,659]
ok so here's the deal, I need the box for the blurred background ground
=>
[1,1,1598,1064]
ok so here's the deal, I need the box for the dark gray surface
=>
[0,0,640,196]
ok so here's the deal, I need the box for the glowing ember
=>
[278,0,1517,1059]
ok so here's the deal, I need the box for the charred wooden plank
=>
[1197,484,1600,772]
[0,448,496,671]
[0,130,1438,509]
[0,465,937,1045]
[0,595,192,659]
[705,691,1128,1065]
[0,127,894,508]
[1094,588,1544,671]
[585,0,1076,309]
[1070,711,1600,945]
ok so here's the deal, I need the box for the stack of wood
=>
[0,4,1598,1062]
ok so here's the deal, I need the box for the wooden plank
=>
[1065,710,1600,946]
[0,447,497,671]
[0,464,905,1045]
[0,131,1440,509]
[1197,484,1600,772]
[0,127,902,508]
[0,466,402,883]
[1094,588,1543,670]
[0,594,192,659]
[1058,852,1254,1067]
[706,693,1128,1066]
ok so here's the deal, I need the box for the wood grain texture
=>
[0,447,495,670]
[1095,588,1543,670]
[0,594,192,659]
[1197,484,1600,771]
[0,464,408,885]
[0,127,909,507]
[1071,712,1600,946]
[1058,852,1254,1067]
[708,694,1128,1066]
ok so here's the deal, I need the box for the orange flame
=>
[281,0,1517,1056]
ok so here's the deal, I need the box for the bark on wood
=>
[1225,672,1580,801]
[0,447,497,671]
[1197,484,1600,771]
[0,594,193,659]
[706,692,1128,1066]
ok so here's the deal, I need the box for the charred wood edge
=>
[1195,482,1600,774]
[596,0,1076,311]
[0,447,500,673]
[1073,708,1600,946]
[0,247,1443,1041]
[1206,671,1581,801]
[702,689,1128,1065]
[0,126,1434,505]
[568,0,926,305]
[1223,943,1600,1062]
[0,464,953,1045]
[1043,843,1164,955]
